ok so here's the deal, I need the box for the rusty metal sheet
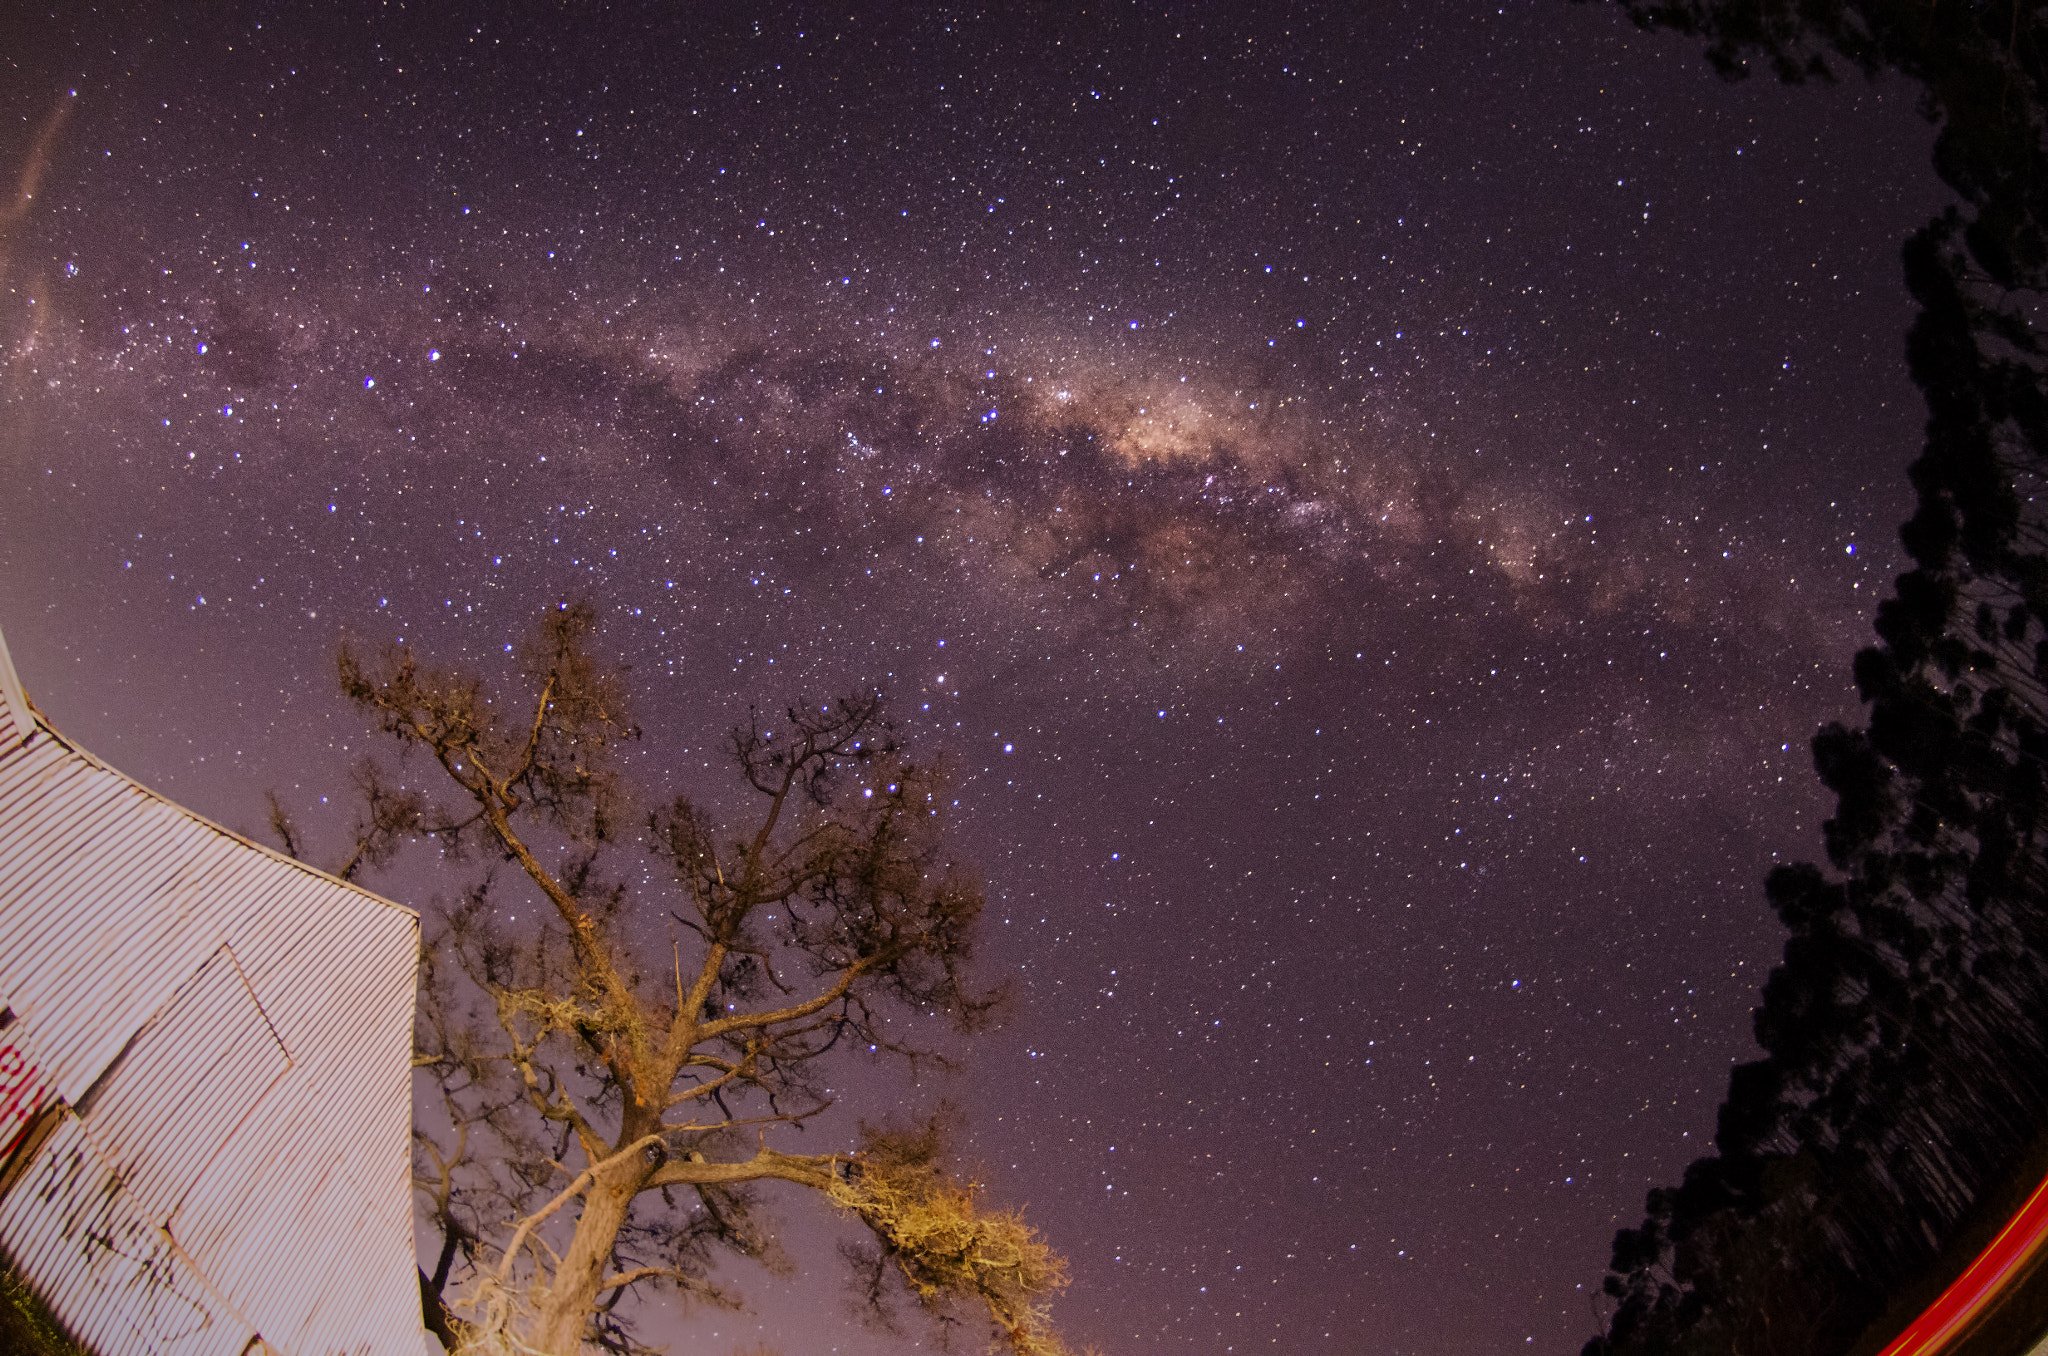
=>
[0,1113,251,1356]
[0,624,425,1356]
[76,946,294,1228]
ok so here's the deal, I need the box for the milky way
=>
[0,4,1951,1351]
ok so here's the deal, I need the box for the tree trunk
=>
[532,1156,645,1355]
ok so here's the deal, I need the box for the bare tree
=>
[301,601,1082,1356]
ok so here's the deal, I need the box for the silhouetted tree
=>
[275,602,1086,1356]
[1586,4,2048,1353]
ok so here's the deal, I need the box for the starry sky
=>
[0,4,1955,1353]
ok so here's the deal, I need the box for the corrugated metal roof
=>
[0,624,426,1356]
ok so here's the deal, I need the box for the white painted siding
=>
[0,625,424,1356]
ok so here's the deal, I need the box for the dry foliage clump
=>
[833,1119,1095,1356]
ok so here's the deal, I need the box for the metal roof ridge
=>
[0,624,418,921]
[0,624,35,744]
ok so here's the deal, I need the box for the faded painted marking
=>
[0,1042,49,1160]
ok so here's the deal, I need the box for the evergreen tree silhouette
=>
[1586,4,2048,1353]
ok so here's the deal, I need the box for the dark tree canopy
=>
[1585,4,2048,1355]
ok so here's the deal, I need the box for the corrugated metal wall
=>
[0,626,426,1356]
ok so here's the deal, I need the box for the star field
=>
[0,4,1951,1352]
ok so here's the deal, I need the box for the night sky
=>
[0,4,1955,1353]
